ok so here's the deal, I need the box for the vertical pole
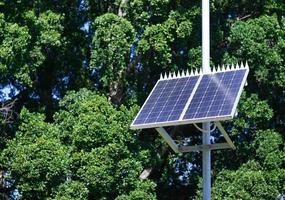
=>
[202,122,211,200]
[202,0,210,73]
[202,0,211,199]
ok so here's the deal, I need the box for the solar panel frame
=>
[130,65,249,130]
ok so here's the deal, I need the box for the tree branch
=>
[118,0,128,17]
[0,99,17,124]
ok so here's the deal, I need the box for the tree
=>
[2,89,156,199]
[1,108,70,199]
[210,130,285,200]
[90,13,135,104]
[0,1,90,120]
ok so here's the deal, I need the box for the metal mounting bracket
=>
[178,143,231,152]
[155,121,236,153]
[214,121,236,149]
[155,127,180,153]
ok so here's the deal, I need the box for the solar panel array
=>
[131,64,249,129]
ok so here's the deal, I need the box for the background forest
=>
[0,0,284,199]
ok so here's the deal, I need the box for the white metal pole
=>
[202,0,211,200]
[202,0,210,73]
[202,122,211,200]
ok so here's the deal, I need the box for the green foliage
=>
[55,89,154,199]
[2,108,70,199]
[238,93,273,123]
[232,93,273,134]
[211,161,279,200]
[0,10,63,86]
[138,22,174,67]
[115,180,157,200]
[2,89,155,199]
[24,10,64,47]
[225,15,285,88]
[253,130,285,169]
[208,129,285,200]
[90,13,135,89]
[55,89,136,150]
[187,47,202,69]
[50,181,89,200]
[76,144,140,197]
[138,10,195,70]
[0,14,33,85]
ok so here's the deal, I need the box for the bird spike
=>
[217,65,221,72]
[222,64,226,71]
[185,69,189,76]
[226,64,230,70]
[160,73,163,80]
[212,65,216,73]
[235,63,239,69]
[231,63,235,70]
[190,69,194,76]
[238,62,241,69]
[216,65,220,72]
[218,65,221,72]
[194,69,197,75]
[181,70,185,77]
[166,72,169,79]
[164,72,167,79]
[177,71,181,78]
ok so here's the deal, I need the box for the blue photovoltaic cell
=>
[133,76,199,125]
[183,69,247,120]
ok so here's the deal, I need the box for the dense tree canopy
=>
[0,0,284,199]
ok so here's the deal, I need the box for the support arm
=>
[155,127,180,153]
[215,121,236,150]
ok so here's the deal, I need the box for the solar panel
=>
[183,69,247,120]
[132,74,200,125]
[131,64,249,129]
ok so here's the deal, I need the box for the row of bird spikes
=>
[160,62,249,80]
